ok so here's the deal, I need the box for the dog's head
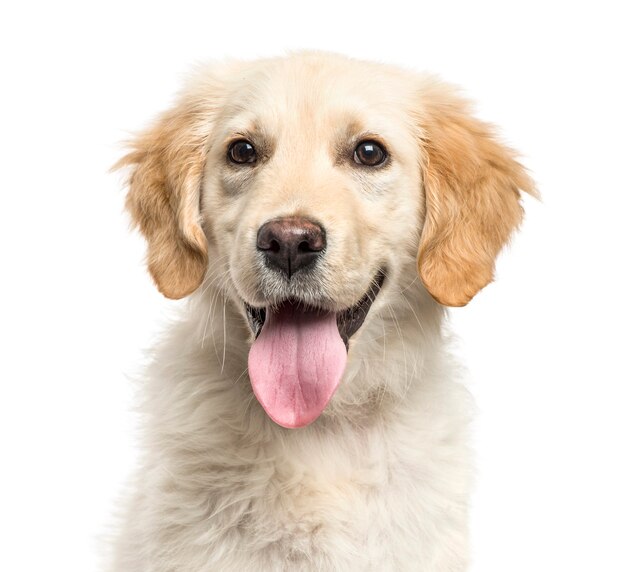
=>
[117,53,535,428]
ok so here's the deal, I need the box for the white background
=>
[1,1,625,570]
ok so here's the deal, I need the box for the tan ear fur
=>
[416,83,537,307]
[115,99,211,299]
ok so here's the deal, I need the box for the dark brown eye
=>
[228,140,257,164]
[354,140,387,166]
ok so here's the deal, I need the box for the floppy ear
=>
[115,94,213,299]
[415,82,537,307]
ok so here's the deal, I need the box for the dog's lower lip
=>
[244,270,385,347]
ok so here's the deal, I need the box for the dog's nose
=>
[257,217,326,278]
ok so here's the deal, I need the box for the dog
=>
[110,52,535,571]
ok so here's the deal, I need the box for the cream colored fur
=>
[110,52,533,571]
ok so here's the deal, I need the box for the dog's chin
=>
[242,269,385,429]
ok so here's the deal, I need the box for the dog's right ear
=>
[114,87,216,299]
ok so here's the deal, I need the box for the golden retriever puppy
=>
[111,52,535,571]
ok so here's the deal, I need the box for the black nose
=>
[256,217,326,278]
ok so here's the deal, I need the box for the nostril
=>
[298,231,325,253]
[297,240,313,253]
[269,239,280,253]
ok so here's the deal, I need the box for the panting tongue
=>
[248,302,347,428]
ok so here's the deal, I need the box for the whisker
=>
[398,290,425,336]
[387,303,408,393]
[221,291,227,374]
[199,253,231,297]
[201,273,227,349]
[232,366,249,385]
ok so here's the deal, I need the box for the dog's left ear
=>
[415,81,537,307]
[114,91,214,299]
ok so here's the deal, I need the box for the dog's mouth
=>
[244,270,385,429]
[245,270,385,348]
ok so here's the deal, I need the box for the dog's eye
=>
[354,141,387,166]
[228,140,257,164]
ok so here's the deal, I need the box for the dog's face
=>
[119,53,534,428]
[204,59,422,317]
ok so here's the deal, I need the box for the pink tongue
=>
[248,302,347,428]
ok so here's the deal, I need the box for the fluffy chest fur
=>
[111,298,472,572]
